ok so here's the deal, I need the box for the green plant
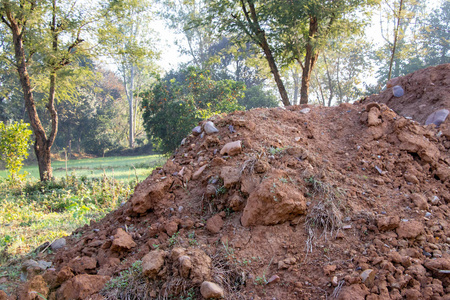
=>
[188,231,198,246]
[0,121,32,181]
[255,275,267,285]
[222,241,235,259]
[104,260,143,290]
[279,177,288,183]
[181,288,196,300]
[270,182,278,202]
[268,146,286,156]
[215,185,228,196]
[168,232,180,247]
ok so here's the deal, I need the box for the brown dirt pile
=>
[8,64,450,299]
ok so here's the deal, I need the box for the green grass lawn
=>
[0,154,167,182]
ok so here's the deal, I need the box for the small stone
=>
[200,281,224,299]
[142,250,165,279]
[323,264,337,275]
[220,140,242,156]
[267,274,280,284]
[432,250,442,258]
[278,261,288,270]
[430,196,440,205]
[396,220,424,239]
[360,269,376,288]
[386,77,399,88]
[300,108,310,114]
[178,256,192,278]
[425,109,449,126]
[192,165,207,180]
[164,221,178,237]
[192,126,202,136]
[50,238,67,251]
[377,216,400,231]
[404,173,419,184]
[393,85,404,97]
[410,193,428,210]
[206,214,224,234]
[111,228,136,251]
[68,256,97,274]
[332,276,338,287]
[203,121,219,134]
[342,225,352,230]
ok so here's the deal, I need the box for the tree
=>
[0,0,94,181]
[142,67,244,153]
[419,1,450,66]
[308,36,373,106]
[98,0,158,148]
[204,0,377,105]
[375,0,425,82]
[159,0,215,69]
[55,69,129,156]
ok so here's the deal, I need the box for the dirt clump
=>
[8,64,450,299]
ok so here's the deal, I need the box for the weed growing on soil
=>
[187,231,198,246]
[168,232,180,247]
[102,260,154,299]
[268,146,286,155]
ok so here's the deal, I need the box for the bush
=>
[0,121,32,181]
[142,67,245,153]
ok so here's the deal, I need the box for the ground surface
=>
[2,64,450,300]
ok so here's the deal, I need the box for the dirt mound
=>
[10,65,450,299]
[362,63,450,125]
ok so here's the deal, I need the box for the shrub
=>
[0,121,32,181]
[141,67,245,153]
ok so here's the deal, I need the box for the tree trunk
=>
[6,7,54,181]
[128,65,135,148]
[292,67,300,105]
[299,17,320,105]
[388,0,404,80]
[323,54,334,107]
[259,35,290,106]
[243,0,290,106]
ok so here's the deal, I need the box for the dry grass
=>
[304,175,346,253]
[211,247,246,300]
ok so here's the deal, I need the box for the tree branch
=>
[1,15,12,29]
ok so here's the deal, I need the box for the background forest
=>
[0,0,448,179]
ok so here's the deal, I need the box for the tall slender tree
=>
[98,0,158,148]
[0,0,94,181]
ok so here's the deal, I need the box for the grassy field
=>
[0,154,166,283]
[0,154,167,182]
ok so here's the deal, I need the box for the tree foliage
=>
[142,67,245,153]
[202,0,377,105]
